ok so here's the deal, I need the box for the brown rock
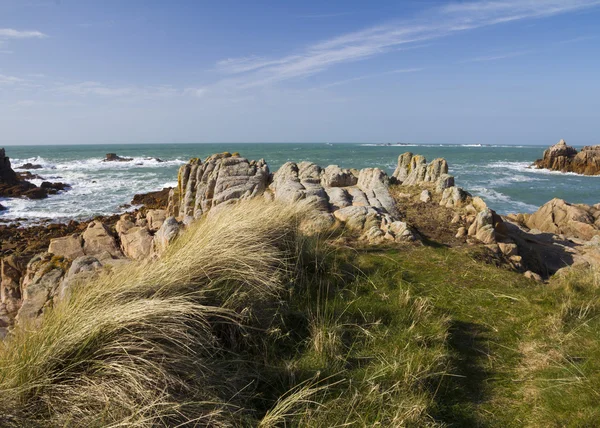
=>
[533,139,600,175]
[48,234,85,260]
[82,221,123,258]
[525,198,599,241]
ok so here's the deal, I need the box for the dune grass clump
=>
[0,201,311,427]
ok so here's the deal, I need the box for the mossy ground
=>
[258,242,600,426]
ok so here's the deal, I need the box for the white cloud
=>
[184,87,208,98]
[0,28,47,39]
[56,81,134,97]
[215,0,600,88]
[320,68,424,88]
[0,74,26,85]
[462,50,532,62]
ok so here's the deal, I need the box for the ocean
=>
[1,143,599,224]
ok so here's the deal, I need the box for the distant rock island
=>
[534,139,600,175]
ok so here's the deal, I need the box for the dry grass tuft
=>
[0,200,309,427]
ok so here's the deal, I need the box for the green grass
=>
[1,200,599,426]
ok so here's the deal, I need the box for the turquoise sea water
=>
[1,143,599,224]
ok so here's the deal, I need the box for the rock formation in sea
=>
[533,139,600,175]
[0,148,69,199]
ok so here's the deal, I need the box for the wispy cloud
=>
[53,81,181,99]
[461,50,532,63]
[0,74,26,85]
[0,28,47,39]
[320,68,424,88]
[214,0,600,89]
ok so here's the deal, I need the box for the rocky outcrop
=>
[104,153,133,162]
[533,139,600,175]
[0,148,18,185]
[16,253,68,323]
[169,153,419,242]
[16,163,43,170]
[0,148,69,199]
[48,221,123,260]
[392,152,454,193]
[169,153,269,220]
[519,199,600,241]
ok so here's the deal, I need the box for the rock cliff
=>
[533,139,600,175]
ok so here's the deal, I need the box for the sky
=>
[0,0,599,146]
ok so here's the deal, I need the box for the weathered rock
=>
[456,227,467,238]
[16,253,68,323]
[0,148,18,185]
[419,190,431,203]
[525,198,599,241]
[1,255,27,317]
[146,209,167,232]
[533,139,600,175]
[392,152,414,183]
[56,256,103,301]
[171,153,270,219]
[524,270,543,282]
[16,163,43,170]
[120,227,153,260]
[131,187,171,209]
[468,208,498,244]
[321,165,357,188]
[82,221,123,258]
[394,152,454,193]
[440,186,471,208]
[153,217,181,255]
[104,153,133,162]
[48,234,85,260]
[116,214,136,235]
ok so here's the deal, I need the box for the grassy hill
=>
[0,200,598,427]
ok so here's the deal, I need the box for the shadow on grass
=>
[432,320,492,427]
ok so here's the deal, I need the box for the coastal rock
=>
[1,255,27,317]
[116,214,136,235]
[440,186,471,208]
[82,221,123,258]
[171,153,270,219]
[16,163,43,170]
[16,253,67,323]
[393,152,454,193]
[146,209,167,232]
[170,153,419,242]
[419,190,432,203]
[0,148,18,185]
[56,256,103,301]
[524,198,599,241]
[120,227,153,260]
[104,153,133,162]
[48,234,85,260]
[131,187,171,209]
[533,140,600,175]
[153,217,181,255]
[321,165,358,188]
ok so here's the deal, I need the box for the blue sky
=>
[1,0,599,146]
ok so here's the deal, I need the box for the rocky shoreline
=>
[533,139,600,175]
[1,149,600,338]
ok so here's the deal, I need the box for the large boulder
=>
[393,152,454,193]
[82,221,123,258]
[1,255,27,317]
[525,198,599,241]
[120,227,154,260]
[0,148,18,185]
[170,153,270,219]
[533,140,600,175]
[48,234,85,260]
[16,253,68,323]
[153,217,181,255]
